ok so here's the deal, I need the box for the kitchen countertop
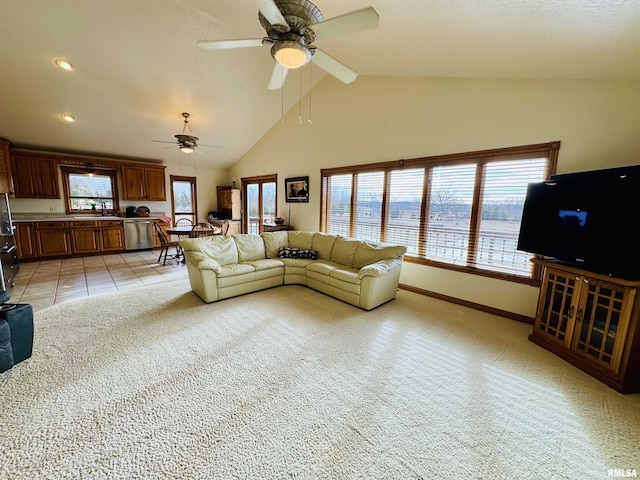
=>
[12,215,168,223]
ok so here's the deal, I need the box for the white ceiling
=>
[1,0,639,169]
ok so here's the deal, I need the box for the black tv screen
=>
[517,165,640,279]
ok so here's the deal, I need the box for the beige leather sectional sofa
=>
[180,231,407,310]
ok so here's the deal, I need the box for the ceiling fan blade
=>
[255,0,288,28]
[151,140,177,144]
[312,7,379,40]
[198,144,222,149]
[312,49,358,84]
[197,38,264,50]
[268,63,289,90]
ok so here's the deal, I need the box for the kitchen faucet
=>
[101,201,107,216]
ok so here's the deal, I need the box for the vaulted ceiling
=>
[1,0,638,169]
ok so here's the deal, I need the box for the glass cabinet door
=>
[572,280,635,373]
[537,270,579,347]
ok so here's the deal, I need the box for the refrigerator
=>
[0,193,18,290]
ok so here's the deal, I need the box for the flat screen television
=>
[517,165,640,279]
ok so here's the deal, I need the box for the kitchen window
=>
[320,142,559,284]
[61,166,118,215]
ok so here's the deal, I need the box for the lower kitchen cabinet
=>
[15,220,125,260]
[14,223,37,259]
[100,221,125,251]
[530,259,640,393]
[71,221,101,254]
[36,222,72,257]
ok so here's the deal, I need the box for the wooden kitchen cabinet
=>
[0,139,14,195]
[10,152,59,198]
[99,220,125,251]
[121,164,166,201]
[152,220,169,248]
[530,259,640,393]
[216,186,240,220]
[70,221,101,254]
[36,222,72,257]
[70,220,124,254]
[14,223,37,259]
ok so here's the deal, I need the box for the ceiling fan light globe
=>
[272,41,311,69]
[180,146,194,154]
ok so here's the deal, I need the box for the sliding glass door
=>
[242,174,277,234]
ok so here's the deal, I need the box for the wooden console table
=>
[263,224,294,232]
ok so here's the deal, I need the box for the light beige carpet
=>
[1,281,639,479]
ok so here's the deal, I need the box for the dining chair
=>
[209,219,229,236]
[175,218,193,227]
[190,222,217,238]
[153,221,181,264]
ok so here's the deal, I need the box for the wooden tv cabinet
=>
[530,259,640,393]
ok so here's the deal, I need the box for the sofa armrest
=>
[183,251,223,274]
[358,258,403,278]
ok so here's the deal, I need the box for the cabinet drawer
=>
[100,220,123,227]
[71,221,99,227]
[36,221,69,229]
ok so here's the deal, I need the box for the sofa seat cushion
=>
[217,263,255,278]
[233,234,267,262]
[330,267,361,285]
[244,259,284,271]
[306,261,341,276]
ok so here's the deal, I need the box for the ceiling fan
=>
[197,0,379,90]
[151,112,220,154]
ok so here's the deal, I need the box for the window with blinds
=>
[320,142,559,283]
[62,166,118,214]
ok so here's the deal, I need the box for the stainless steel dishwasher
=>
[123,218,153,250]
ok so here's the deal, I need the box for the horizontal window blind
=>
[320,142,559,283]
[474,158,548,275]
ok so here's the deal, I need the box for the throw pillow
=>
[278,246,318,260]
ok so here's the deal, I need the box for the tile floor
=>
[8,250,188,312]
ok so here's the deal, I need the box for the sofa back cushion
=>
[233,234,266,262]
[311,233,338,260]
[353,242,407,269]
[288,231,314,250]
[261,231,289,258]
[181,236,238,266]
[330,237,361,267]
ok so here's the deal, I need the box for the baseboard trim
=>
[398,283,534,324]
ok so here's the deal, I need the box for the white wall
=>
[9,160,228,223]
[228,75,640,318]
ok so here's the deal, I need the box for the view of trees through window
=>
[321,143,558,281]
[67,172,115,212]
[171,176,196,225]
[242,175,278,234]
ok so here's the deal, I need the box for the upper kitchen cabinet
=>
[0,139,14,195]
[121,164,166,201]
[10,151,60,198]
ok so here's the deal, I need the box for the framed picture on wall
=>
[285,176,309,203]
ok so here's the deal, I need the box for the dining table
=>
[166,225,223,238]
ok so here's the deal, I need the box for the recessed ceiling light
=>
[60,114,75,122]
[55,58,73,71]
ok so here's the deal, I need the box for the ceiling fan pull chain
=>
[308,61,313,125]
[280,74,285,123]
[298,67,303,125]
